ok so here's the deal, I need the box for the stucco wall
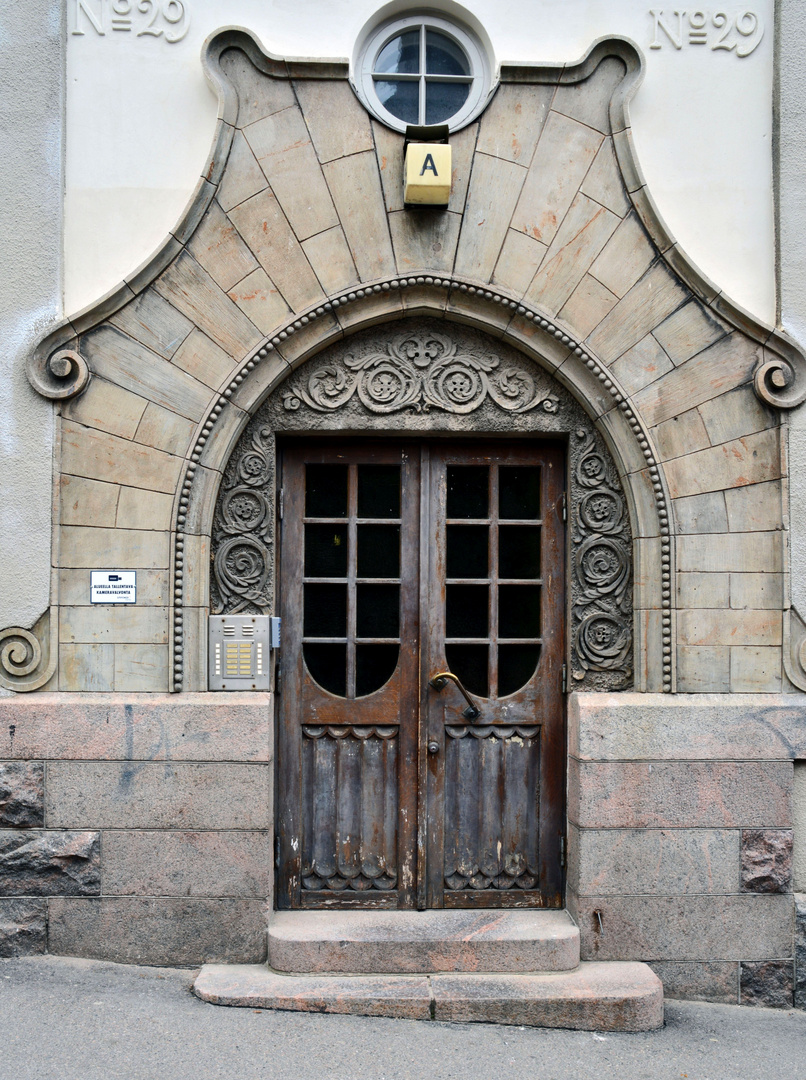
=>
[0,0,62,631]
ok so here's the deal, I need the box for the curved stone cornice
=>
[26,26,805,408]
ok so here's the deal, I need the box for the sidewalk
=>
[1,955,804,1080]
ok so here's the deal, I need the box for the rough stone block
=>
[568,759,791,828]
[102,830,270,898]
[48,897,267,966]
[740,961,794,1008]
[0,762,44,827]
[569,825,739,895]
[0,898,47,957]
[45,762,270,830]
[741,830,793,893]
[795,893,806,1009]
[575,894,794,962]
[0,830,100,896]
[648,961,738,1004]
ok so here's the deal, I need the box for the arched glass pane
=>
[356,644,399,697]
[446,644,488,698]
[425,82,470,124]
[425,30,470,75]
[375,30,421,74]
[304,643,347,697]
[498,644,540,697]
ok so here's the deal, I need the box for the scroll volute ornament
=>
[27,339,90,401]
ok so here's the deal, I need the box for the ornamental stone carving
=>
[212,318,634,690]
[211,426,274,615]
[282,330,559,416]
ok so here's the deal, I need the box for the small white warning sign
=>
[90,571,137,604]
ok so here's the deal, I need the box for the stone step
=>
[193,962,664,1032]
[268,909,581,974]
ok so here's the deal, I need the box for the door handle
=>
[428,671,481,720]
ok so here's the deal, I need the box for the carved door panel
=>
[277,440,565,910]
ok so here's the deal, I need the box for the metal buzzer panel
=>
[208,615,271,691]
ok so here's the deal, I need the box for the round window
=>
[356,14,493,133]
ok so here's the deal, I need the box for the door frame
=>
[275,434,568,911]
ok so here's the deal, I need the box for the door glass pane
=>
[447,466,488,518]
[425,30,470,75]
[446,643,488,698]
[356,644,399,696]
[304,643,347,696]
[306,464,348,517]
[425,81,469,124]
[305,524,348,577]
[499,466,540,520]
[498,585,540,638]
[304,584,347,637]
[498,644,541,697]
[357,465,401,518]
[446,525,488,578]
[357,525,400,578]
[356,584,400,638]
[499,526,540,579]
[446,584,488,638]
[375,30,421,74]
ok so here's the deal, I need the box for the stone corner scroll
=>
[0,609,58,692]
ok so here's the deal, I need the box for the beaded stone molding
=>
[170,276,674,694]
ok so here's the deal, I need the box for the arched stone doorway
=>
[211,315,637,909]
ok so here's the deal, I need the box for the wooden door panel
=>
[425,444,565,909]
[299,724,399,906]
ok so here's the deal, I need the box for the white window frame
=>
[355,12,493,133]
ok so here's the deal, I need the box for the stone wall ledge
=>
[0,692,272,762]
[570,692,806,761]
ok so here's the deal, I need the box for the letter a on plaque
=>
[404,143,452,206]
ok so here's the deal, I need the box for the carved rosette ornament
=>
[211,425,274,614]
[570,431,633,686]
[282,330,559,416]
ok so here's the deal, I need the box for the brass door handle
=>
[428,671,481,720]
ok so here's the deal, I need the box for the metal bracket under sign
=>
[208,615,272,691]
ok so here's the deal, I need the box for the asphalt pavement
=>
[1,955,805,1080]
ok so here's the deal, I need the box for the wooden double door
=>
[277,440,566,910]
